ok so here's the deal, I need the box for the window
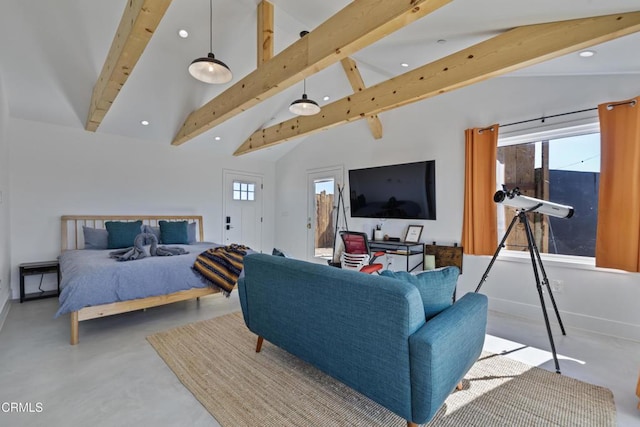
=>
[497,124,600,257]
[233,181,255,201]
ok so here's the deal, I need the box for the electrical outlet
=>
[550,279,564,293]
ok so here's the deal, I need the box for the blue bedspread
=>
[55,242,222,317]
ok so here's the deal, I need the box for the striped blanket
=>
[192,244,250,296]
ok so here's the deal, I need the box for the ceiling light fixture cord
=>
[187,0,232,84]
[288,30,320,116]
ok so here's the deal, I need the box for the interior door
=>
[223,170,263,252]
[307,166,344,262]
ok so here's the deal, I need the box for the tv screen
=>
[348,160,436,220]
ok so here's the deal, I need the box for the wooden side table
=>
[19,260,60,303]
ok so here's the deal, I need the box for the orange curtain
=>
[596,96,640,272]
[462,125,499,255]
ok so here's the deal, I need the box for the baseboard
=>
[488,297,640,343]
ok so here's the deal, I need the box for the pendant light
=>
[289,79,321,116]
[188,0,232,84]
[289,31,320,116]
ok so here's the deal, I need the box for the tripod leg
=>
[522,213,562,374]
[530,243,567,336]
[475,213,520,293]
[339,185,349,232]
[331,187,342,263]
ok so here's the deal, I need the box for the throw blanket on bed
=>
[192,244,250,296]
[109,233,189,261]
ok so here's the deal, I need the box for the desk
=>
[369,241,424,272]
[19,260,60,303]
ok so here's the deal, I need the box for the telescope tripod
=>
[476,208,566,374]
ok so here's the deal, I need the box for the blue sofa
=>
[237,253,488,426]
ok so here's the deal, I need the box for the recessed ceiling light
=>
[140,120,150,126]
[401,63,409,68]
[323,96,330,101]
[214,136,221,141]
[178,29,189,38]
[579,50,595,58]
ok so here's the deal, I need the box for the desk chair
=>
[339,231,387,274]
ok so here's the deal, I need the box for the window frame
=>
[232,180,256,201]
[496,121,600,267]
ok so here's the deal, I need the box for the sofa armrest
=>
[408,292,488,424]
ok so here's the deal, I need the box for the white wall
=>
[8,119,276,299]
[0,70,10,316]
[274,74,640,341]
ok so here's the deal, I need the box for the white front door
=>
[307,166,344,262]
[223,170,263,252]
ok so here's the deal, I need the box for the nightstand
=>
[19,260,60,303]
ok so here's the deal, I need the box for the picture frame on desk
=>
[404,225,423,243]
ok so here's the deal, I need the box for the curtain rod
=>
[479,99,637,132]
[499,107,597,129]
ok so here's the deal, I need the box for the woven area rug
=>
[147,312,616,427]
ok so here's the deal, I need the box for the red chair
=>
[339,231,386,274]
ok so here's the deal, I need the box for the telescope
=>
[493,187,574,219]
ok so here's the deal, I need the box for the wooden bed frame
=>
[61,215,219,345]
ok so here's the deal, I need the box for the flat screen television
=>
[348,160,436,220]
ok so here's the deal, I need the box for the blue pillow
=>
[159,220,189,245]
[187,222,197,244]
[105,220,143,249]
[272,248,287,257]
[380,267,459,320]
[82,226,108,249]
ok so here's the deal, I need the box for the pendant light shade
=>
[289,93,321,115]
[189,0,232,84]
[189,53,232,84]
[289,71,320,116]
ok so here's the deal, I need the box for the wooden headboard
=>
[61,215,204,251]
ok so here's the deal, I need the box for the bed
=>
[59,215,221,345]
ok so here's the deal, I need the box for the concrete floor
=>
[0,293,638,426]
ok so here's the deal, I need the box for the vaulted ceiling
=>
[1,0,639,161]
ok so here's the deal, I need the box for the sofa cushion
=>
[380,266,459,320]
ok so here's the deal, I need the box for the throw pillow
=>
[187,222,197,244]
[105,220,143,249]
[82,226,108,250]
[272,248,287,257]
[380,266,459,320]
[159,220,189,245]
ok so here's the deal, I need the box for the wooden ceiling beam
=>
[86,0,173,132]
[234,11,640,156]
[257,0,274,66]
[341,57,383,139]
[171,0,452,146]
